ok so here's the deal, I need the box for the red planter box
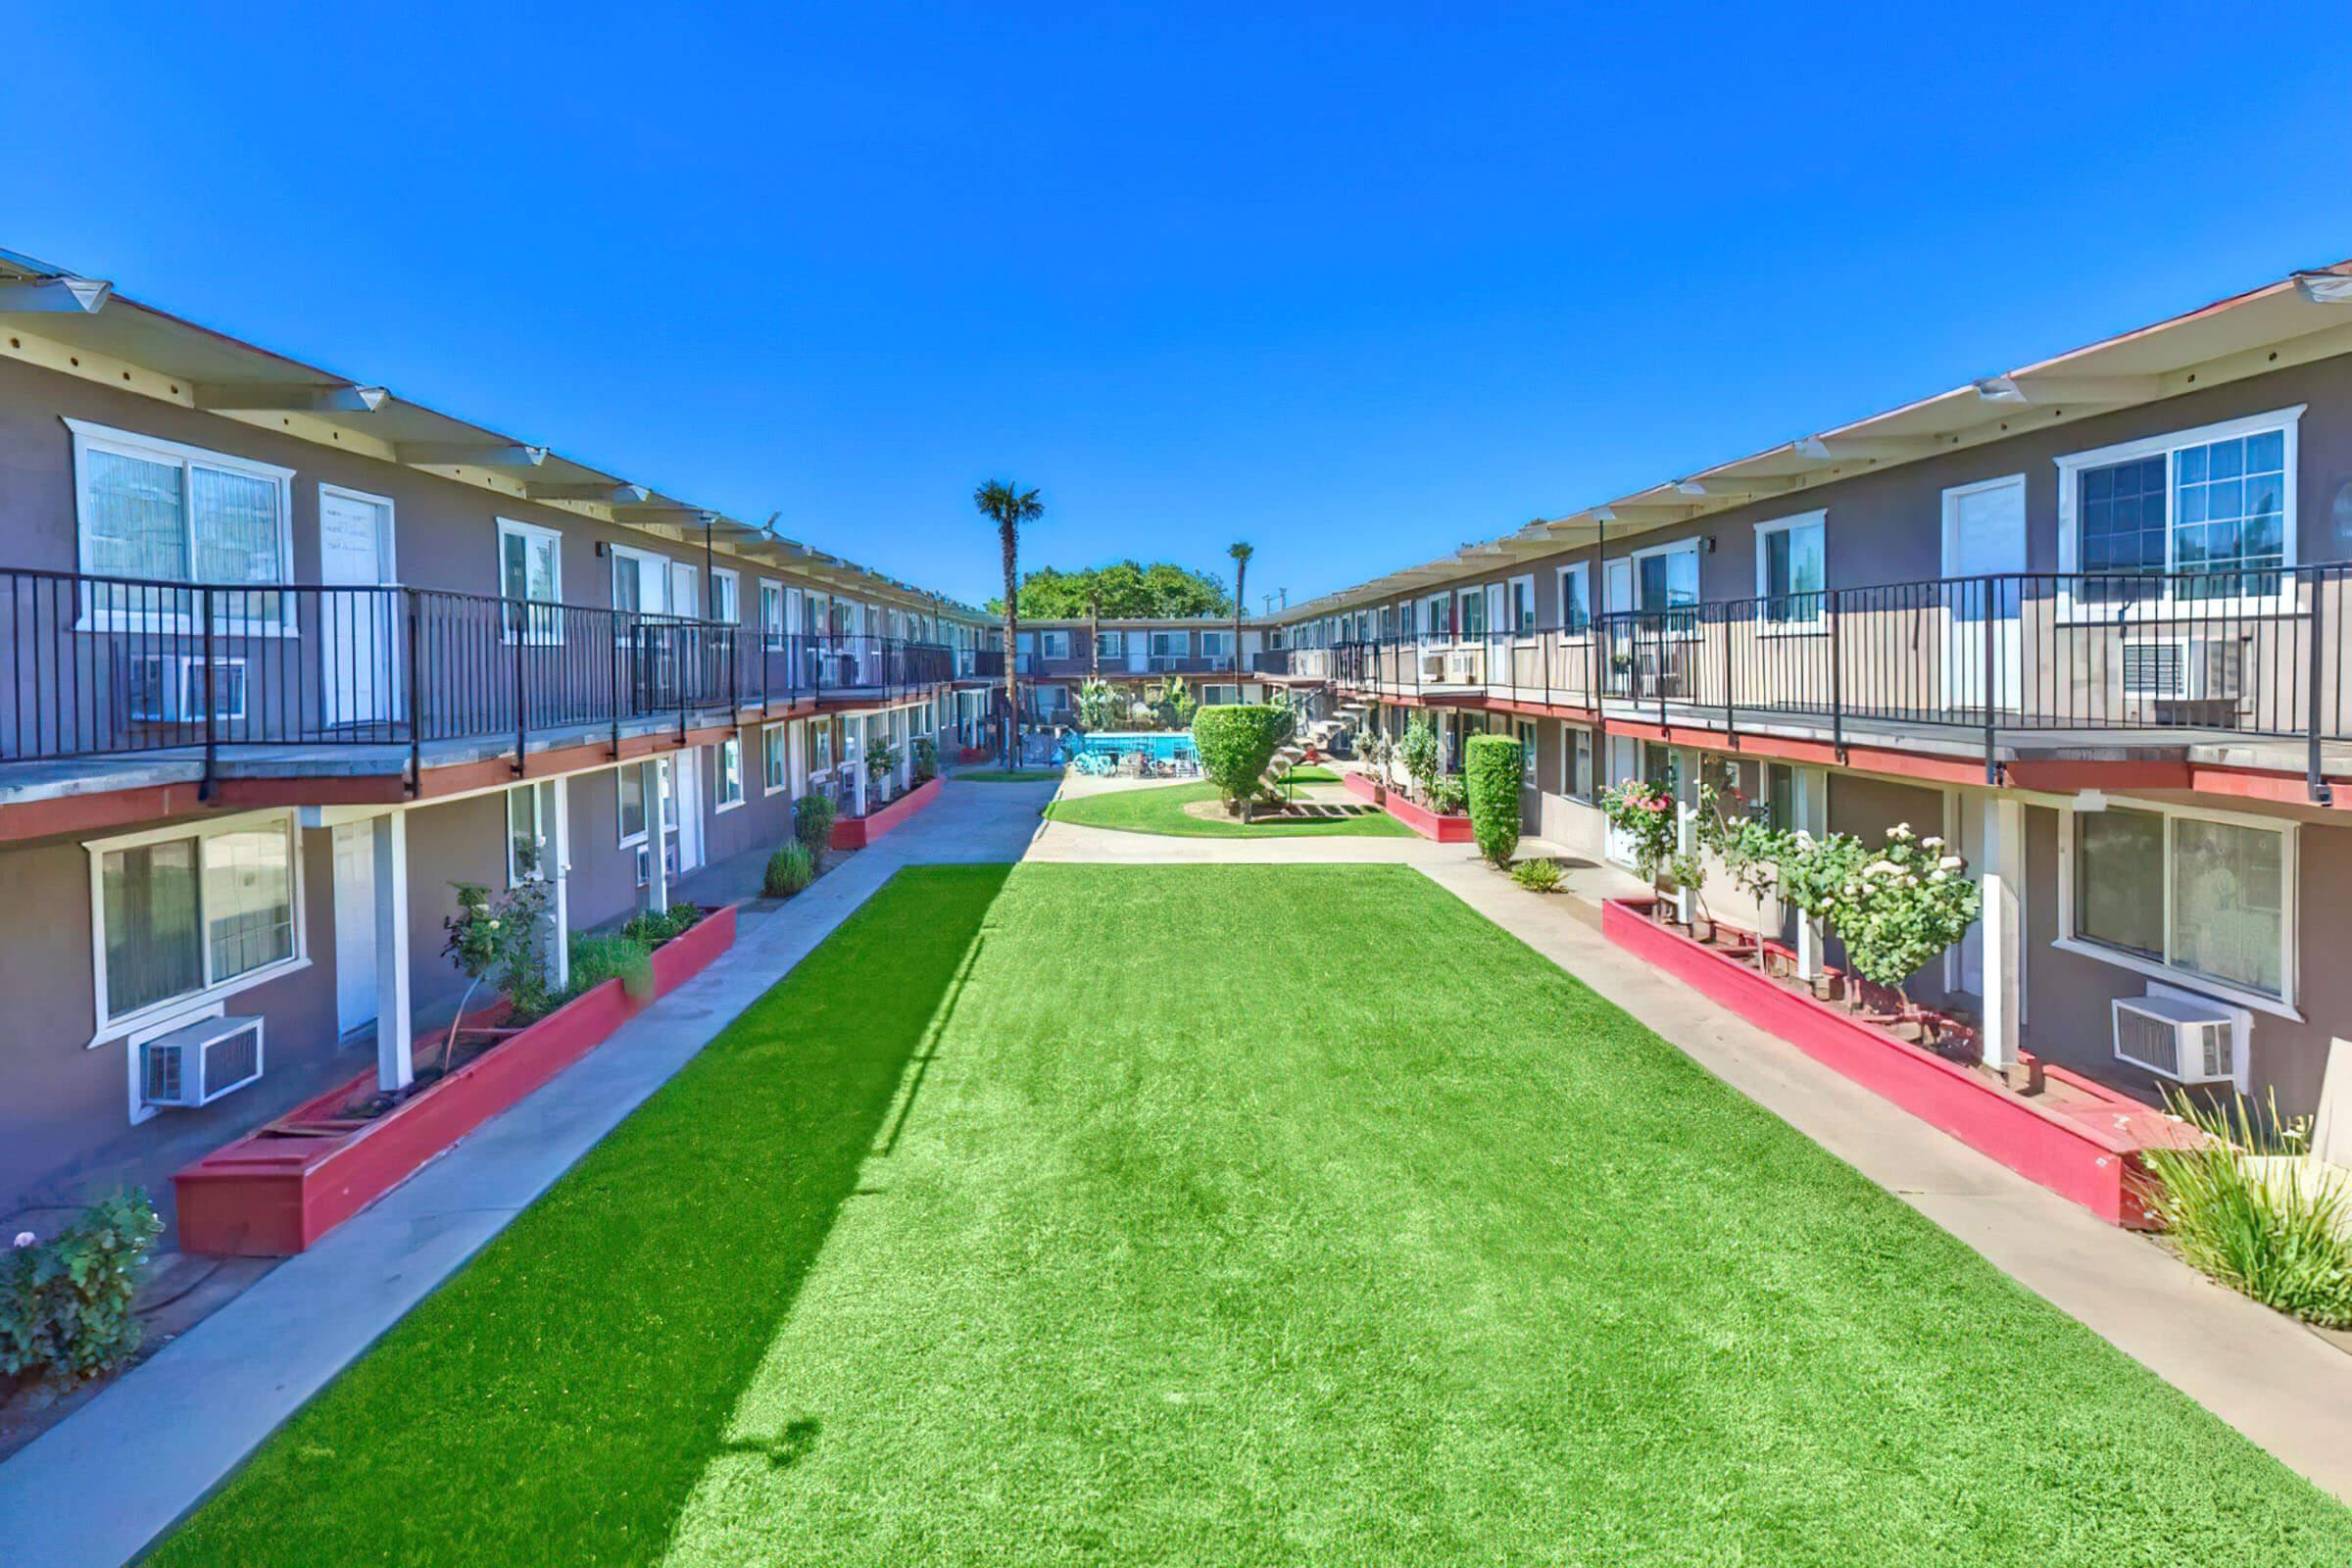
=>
[956,745,992,764]
[1599,898,2183,1228]
[174,905,738,1256]
[1343,770,1475,842]
[830,775,942,849]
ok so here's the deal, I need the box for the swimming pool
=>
[1065,730,1198,763]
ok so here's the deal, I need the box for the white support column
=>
[1672,747,1699,924]
[372,808,414,1094]
[643,758,669,914]
[1795,765,1828,982]
[850,720,869,816]
[1980,795,2027,1072]
[548,777,572,993]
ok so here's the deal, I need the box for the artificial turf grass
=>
[1044,778,1415,838]
[158,863,2352,1566]
[149,864,1015,1568]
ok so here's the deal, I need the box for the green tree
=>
[973,480,1043,760]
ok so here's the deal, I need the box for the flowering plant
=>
[1599,779,1679,894]
[1823,823,1981,1004]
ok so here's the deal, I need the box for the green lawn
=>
[954,768,1062,783]
[1045,779,1414,838]
[156,865,2352,1566]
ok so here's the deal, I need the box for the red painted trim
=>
[172,904,738,1256]
[0,780,213,844]
[829,774,942,849]
[1600,899,2181,1227]
[1343,769,1475,841]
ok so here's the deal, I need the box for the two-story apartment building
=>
[0,248,993,1227]
[1267,263,2352,1122]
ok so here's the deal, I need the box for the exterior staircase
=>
[1252,709,1357,798]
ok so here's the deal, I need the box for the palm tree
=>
[974,479,1043,761]
[1227,541,1253,679]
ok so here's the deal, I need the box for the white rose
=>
[1929,869,1947,883]
[12,1231,34,1249]
[1937,856,1963,870]
[1921,836,1944,849]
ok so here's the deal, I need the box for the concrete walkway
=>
[1034,793,2352,1501]
[0,777,1057,1568]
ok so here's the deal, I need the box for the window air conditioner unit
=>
[2121,637,2241,703]
[2111,991,2238,1084]
[128,655,248,723]
[142,1015,265,1108]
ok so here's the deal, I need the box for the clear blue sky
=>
[6,5,2348,611]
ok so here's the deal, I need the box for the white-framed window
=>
[1754,510,1827,628]
[1564,726,1594,801]
[2058,798,2296,1014]
[617,763,649,847]
[1515,719,1538,786]
[1200,629,1234,659]
[68,419,297,632]
[506,780,558,886]
[710,567,741,625]
[2057,406,2301,613]
[1630,538,1702,638]
[1456,587,1488,638]
[1040,630,1071,660]
[1507,575,1537,637]
[759,579,785,647]
[1555,564,1592,637]
[1149,630,1190,663]
[496,518,564,645]
[1096,630,1125,659]
[715,736,744,810]
[87,809,303,1037]
[1423,592,1451,640]
[1200,683,1241,705]
[762,724,788,794]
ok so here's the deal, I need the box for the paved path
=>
[1035,790,2352,1502]
[0,778,1057,1568]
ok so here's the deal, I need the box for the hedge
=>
[1192,705,1289,816]
[1464,733,1523,867]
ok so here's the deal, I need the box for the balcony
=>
[1305,566,2352,800]
[0,567,955,799]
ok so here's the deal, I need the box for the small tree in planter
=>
[1825,823,1981,1031]
[1398,717,1440,805]
[1464,734,1523,867]
[1355,727,1395,801]
[1775,828,1868,997]
[439,868,554,1074]
[1194,704,1288,818]
[865,741,902,803]
[794,791,836,858]
[1598,779,1678,906]
[1696,785,1788,963]
[912,736,939,784]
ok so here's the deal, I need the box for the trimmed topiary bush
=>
[1464,733,1523,866]
[1193,705,1289,817]
[763,842,816,898]
[794,791,836,856]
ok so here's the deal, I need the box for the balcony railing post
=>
[200,585,218,799]
[1982,574,1998,785]
[406,590,424,795]
[1830,592,1846,763]
[2310,566,2333,806]
[513,600,528,776]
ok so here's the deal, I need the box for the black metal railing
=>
[1308,564,2352,799]
[0,567,955,786]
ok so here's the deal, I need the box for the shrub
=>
[1193,705,1289,815]
[1077,677,1122,731]
[794,791,836,855]
[2140,1091,2352,1326]
[1464,734,1523,866]
[1822,823,1980,1004]
[1,1189,163,1381]
[1598,779,1678,895]
[763,842,816,898]
[1511,857,1562,893]
[912,736,939,783]
[565,932,654,1002]
[1398,718,1440,801]
[1425,774,1468,816]
[442,870,554,1029]
[621,903,702,947]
